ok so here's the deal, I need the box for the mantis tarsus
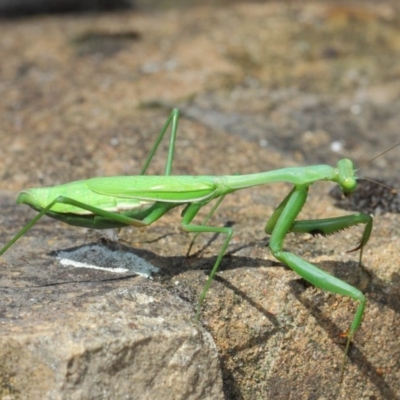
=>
[1,108,381,379]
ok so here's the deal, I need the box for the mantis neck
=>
[218,164,338,191]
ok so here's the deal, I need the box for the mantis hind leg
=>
[140,108,179,176]
[181,202,233,318]
[267,186,366,380]
[0,196,171,256]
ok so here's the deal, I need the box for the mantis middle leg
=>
[181,201,233,318]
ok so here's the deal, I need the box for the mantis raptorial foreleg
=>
[291,214,373,265]
[266,185,369,378]
[265,187,373,265]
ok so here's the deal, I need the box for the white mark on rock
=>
[56,244,159,278]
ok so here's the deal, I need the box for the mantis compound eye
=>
[340,176,357,194]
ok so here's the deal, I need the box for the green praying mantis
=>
[1,108,393,379]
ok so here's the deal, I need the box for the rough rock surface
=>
[0,272,223,399]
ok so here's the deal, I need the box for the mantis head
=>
[336,159,357,195]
